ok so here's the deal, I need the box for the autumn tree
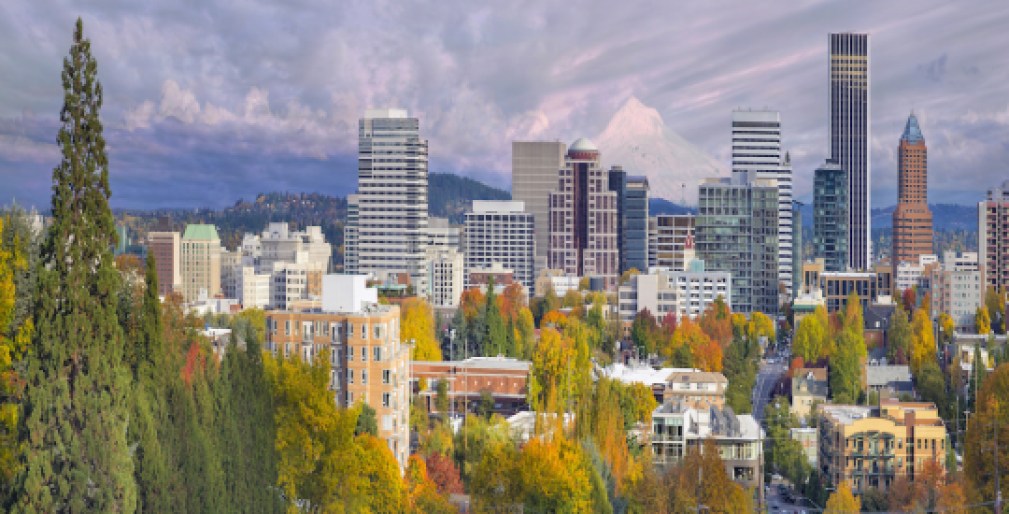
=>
[405,455,455,514]
[0,213,34,503]
[824,481,860,513]
[699,296,733,347]
[483,279,509,356]
[671,440,753,513]
[985,286,1005,334]
[938,311,955,344]
[976,305,992,335]
[830,329,864,404]
[664,317,722,371]
[13,19,137,512]
[910,307,936,375]
[403,297,442,360]
[630,308,660,355]
[964,363,1009,509]
[794,308,829,362]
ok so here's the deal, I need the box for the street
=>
[753,356,787,421]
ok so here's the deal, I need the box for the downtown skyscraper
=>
[344,109,429,292]
[830,33,871,270]
[731,110,793,297]
[891,112,933,278]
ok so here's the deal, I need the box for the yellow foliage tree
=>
[748,311,775,343]
[529,328,576,419]
[402,297,442,361]
[976,306,992,335]
[0,216,32,488]
[825,482,861,513]
[516,437,597,513]
[405,454,455,513]
[910,308,937,375]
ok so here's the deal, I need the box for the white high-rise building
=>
[465,200,535,293]
[731,110,793,298]
[426,246,464,308]
[345,109,429,292]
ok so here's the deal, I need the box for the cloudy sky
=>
[1,1,1007,209]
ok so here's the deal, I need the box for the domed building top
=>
[569,137,598,152]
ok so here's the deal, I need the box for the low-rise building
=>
[819,401,948,493]
[790,427,818,468]
[652,404,763,502]
[931,252,984,332]
[265,275,410,469]
[791,367,828,419]
[865,364,913,398]
[617,259,731,330]
[534,269,580,298]
[412,357,530,416]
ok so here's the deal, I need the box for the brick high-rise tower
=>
[891,112,933,283]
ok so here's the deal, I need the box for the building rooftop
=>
[820,404,875,425]
[866,365,912,388]
[415,356,531,372]
[599,364,699,386]
[901,112,925,144]
[569,137,598,152]
[183,224,220,241]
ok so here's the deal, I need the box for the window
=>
[348,369,354,384]
[382,393,391,407]
[361,324,369,339]
[362,346,368,361]
[362,370,368,384]
[374,347,382,362]
[374,324,382,339]
[383,370,391,384]
[285,320,291,336]
[347,392,353,403]
[348,323,354,338]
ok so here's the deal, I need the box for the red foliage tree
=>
[425,453,464,495]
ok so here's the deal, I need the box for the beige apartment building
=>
[265,275,411,468]
[819,400,947,493]
[181,224,222,303]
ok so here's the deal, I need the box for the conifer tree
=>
[14,18,136,512]
[483,278,507,356]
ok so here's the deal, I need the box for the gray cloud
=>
[0,1,1007,209]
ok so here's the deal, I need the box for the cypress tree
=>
[14,18,136,513]
[483,278,507,356]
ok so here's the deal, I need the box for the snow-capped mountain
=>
[595,96,727,205]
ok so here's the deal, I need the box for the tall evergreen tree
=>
[14,18,136,512]
[483,278,507,356]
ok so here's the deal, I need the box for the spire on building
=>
[901,112,924,144]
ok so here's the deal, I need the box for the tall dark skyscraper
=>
[608,167,650,274]
[830,33,870,270]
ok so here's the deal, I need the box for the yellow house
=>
[818,400,947,493]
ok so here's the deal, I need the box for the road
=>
[753,357,787,421]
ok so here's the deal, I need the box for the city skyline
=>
[1,2,1008,209]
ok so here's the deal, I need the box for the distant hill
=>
[428,172,510,223]
[115,172,512,257]
[649,198,696,216]
[869,203,977,232]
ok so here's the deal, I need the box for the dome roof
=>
[569,137,598,152]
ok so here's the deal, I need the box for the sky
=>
[1,1,1008,210]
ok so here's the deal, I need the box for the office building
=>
[345,109,429,293]
[427,217,463,250]
[649,214,695,271]
[814,161,849,272]
[464,200,535,293]
[617,259,732,327]
[608,167,650,273]
[979,180,1009,291]
[819,400,947,493]
[265,275,410,468]
[892,113,933,278]
[732,110,793,297]
[894,254,938,293]
[181,224,222,303]
[792,201,804,297]
[512,141,566,275]
[696,172,779,314]
[930,251,983,332]
[830,32,871,270]
[259,223,332,275]
[148,231,181,296]
[548,138,619,288]
[426,246,464,308]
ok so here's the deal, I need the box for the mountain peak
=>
[595,96,726,205]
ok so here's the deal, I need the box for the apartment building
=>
[617,259,731,329]
[819,400,947,493]
[148,231,181,296]
[265,275,411,469]
[978,180,1009,291]
[464,200,535,293]
[648,214,695,271]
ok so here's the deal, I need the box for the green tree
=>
[483,279,508,357]
[355,402,379,437]
[984,286,1004,334]
[964,363,1009,508]
[830,329,864,404]
[887,304,913,365]
[630,308,659,355]
[13,19,137,512]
